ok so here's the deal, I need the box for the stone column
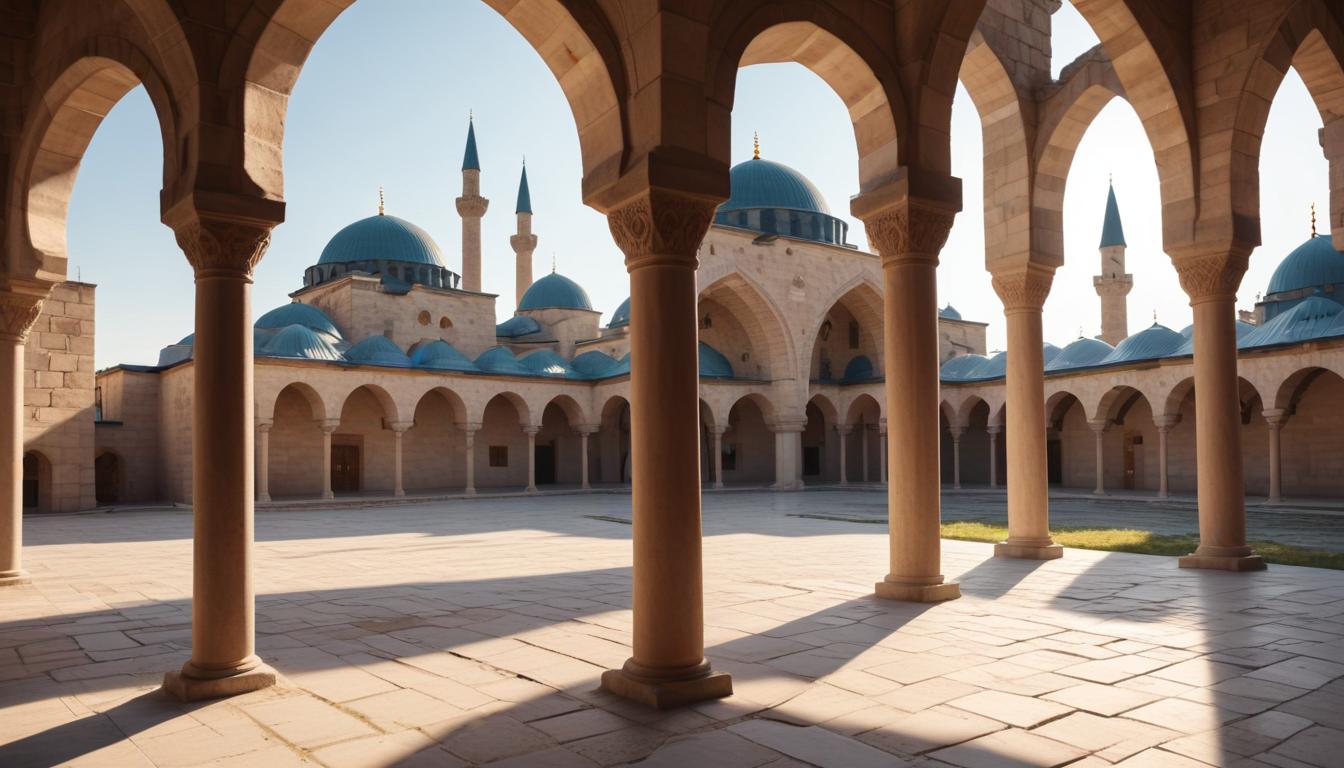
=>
[1263,409,1287,504]
[390,421,411,497]
[949,426,965,490]
[986,426,1000,489]
[879,420,888,485]
[858,193,960,603]
[837,425,851,485]
[523,425,538,494]
[599,186,731,708]
[770,420,804,490]
[1154,416,1177,499]
[1172,247,1264,571]
[0,279,48,587]
[460,422,480,496]
[1089,420,1107,496]
[256,420,272,503]
[711,426,726,489]
[861,423,870,482]
[319,419,339,500]
[577,425,598,490]
[991,267,1061,559]
[162,209,278,700]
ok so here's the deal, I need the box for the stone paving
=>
[2,490,1343,767]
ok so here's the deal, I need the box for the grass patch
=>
[940,520,1344,570]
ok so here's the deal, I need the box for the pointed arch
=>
[415,386,469,426]
[699,272,796,381]
[804,275,884,380]
[268,382,326,422]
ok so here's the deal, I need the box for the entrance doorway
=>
[22,452,39,510]
[331,444,361,493]
[535,443,556,485]
[95,452,121,504]
[802,446,821,477]
[1047,439,1062,485]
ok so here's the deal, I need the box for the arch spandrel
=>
[699,272,797,382]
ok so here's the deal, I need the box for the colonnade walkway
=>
[2,492,1342,767]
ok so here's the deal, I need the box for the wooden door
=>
[332,444,361,493]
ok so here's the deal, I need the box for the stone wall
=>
[93,367,161,503]
[23,281,95,512]
[938,318,989,362]
[300,277,499,359]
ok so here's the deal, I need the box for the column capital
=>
[456,421,483,433]
[986,425,1002,436]
[768,419,807,434]
[575,424,601,436]
[858,197,958,267]
[1167,242,1253,303]
[0,277,51,343]
[1262,408,1289,428]
[991,264,1055,312]
[388,420,413,434]
[948,426,966,440]
[607,187,720,271]
[1088,418,1110,433]
[709,424,729,436]
[1153,414,1181,431]
[835,424,854,435]
[164,199,279,280]
[521,425,541,436]
[317,418,341,434]
[255,419,273,433]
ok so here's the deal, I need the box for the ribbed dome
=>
[1101,324,1184,364]
[256,303,341,338]
[475,346,531,375]
[262,325,343,361]
[720,158,830,214]
[496,315,542,338]
[410,340,478,372]
[608,297,631,329]
[1240,296,1344,349]
[318,215,445,267]
[346,336,411,368]
[1267,235,1344,296]
[699,342,733,379]
[1042,343,1063,366]
[572,350,620,378]
[971,351,1008,380]
[519,272,592,311]
[519,350,578,378]
[1046,337,1114,372]
[940,354,988,380]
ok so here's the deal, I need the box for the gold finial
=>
[378,186,385,216]
[1153,309,1158,323]
[1078,325,1084,338]
[753,131,760,160]
[1311,202,1317,237]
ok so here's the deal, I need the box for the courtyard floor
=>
[2,491,1343,767]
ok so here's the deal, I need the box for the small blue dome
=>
[256,303,341,338]
[719,158,830,215]
[520,350,578,378]
[608,297,631,329]
[969,351,1007,380]
[519,272,593,311]
[1042,343,1063,365]
[1267,235,1344,296]
[475,346,531,375]
[1240,296,1344,349]
[411,340,478,372]
[940,354,988,380]
[318,215,445,267]
[1046,337,1115,372]
[938,305,962,321]
[178,332,195,345]
[496,315,542,338]
[1100,323,1184,365]
[262,324,343,361]
[841,355,876,382]
[346,336,411,368]
[699,342,733,379]
[572,350,620,378]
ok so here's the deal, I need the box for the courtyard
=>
[2,491,1343,767]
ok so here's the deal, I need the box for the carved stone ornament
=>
[992,267,1055,311]
[1172,251,1248,301]
[862,203,956,265]
[0,289,46,343]
[175,218,274,278]
[607,189,720,268]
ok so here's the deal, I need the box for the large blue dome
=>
[519,272,592,311]
[1267,235,1344,296]
[719,158,831,215]
[318,215,445,267]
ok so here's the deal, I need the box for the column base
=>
[1178,553,1266,572]
[994,541,1063,560]
[464,488,476,497]
[163,659,278,702]
[257,493,271,503]
[874,578,960,602]
[0,570,31,587]
[321,491,334,500]
[600,665,732,709]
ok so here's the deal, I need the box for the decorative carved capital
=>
[1170,248,1249,302]
[607,188,719,270]
[0,281,49,343]
[174,217,273,278]
[992,266,1055,311]
[861,201,956,266]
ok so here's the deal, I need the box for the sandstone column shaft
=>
[579,428,592,490]
[987,427,999,489]
[257,423,271,503]
[1263,410,1286,503]
[392,427,405,497]
[320,423,336,500]
[712,428,725,490]
[838,425,849,485]
[463,426,477,495]
[879,424,888,485]
[861,425,870,483]
[1157,425,1171,499]
[0,282,44,587]
[1091,423,1106,495]
[950,428,964,490]
[524,427,538,493]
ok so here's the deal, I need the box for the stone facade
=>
[23,282,95,513]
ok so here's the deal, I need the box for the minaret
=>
[1094,180,1133,345]
[510,161,538,309]
[455,114,488,292]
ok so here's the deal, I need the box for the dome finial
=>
[753,131,760,160]
[552,253,557,273]
[1311,201,1317,238]
[378,186,385,216]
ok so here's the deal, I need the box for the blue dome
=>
[572,350,620,378]
[719,158,830,215]
[699,342,733,379]
[318,215,445,267]
[519,272,593,311]
[1267,235,1344,296]
[411,340,478,372]
[938,305,962,321]
[261,324,343,361]
[1046,337,1115,372]
[520,350,578,378]
[475,346,531,376]
[940,354,988,380]
[346,336,411,368]
[608,297,631,329]
[1240,296,1344,349]
[1042,343,1063,366]
[969,351,1008,380]
[256,303,341,338]
[1100,323,1184,365]
[496,315,542,338]
[841,355,876,382]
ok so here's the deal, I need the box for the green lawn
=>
[940,520,1344,570]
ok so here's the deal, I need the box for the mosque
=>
[23,120,1344,509]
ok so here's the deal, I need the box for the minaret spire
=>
[456,113,488,292]
[510,160,538,310]
[1094,180,1133,345]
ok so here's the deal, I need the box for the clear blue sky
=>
[69,0,1329,368]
